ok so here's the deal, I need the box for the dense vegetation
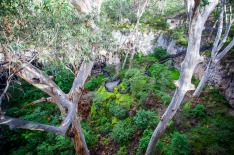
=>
[1,0,234,155]
[2,51,234,154]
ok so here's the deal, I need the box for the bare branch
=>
[68,61,93,104]
[211,0,224,56]
[0,115,66,135]
[216,1,233,52]
[216,37,234,62]
[14,97,63,114]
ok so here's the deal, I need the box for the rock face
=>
[155,34,234,108]
[112,30,156,55]
[155,34,186,55]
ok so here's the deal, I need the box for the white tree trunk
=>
[146,1,218,154]
[193,0,234,97]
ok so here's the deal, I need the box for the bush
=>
[84,75,107,91]
[137,129,153,155]
[134,110,158,130]
[111,119,135,144]
[192,104,206,118]
[125,68,141,79]
[149,64,171,90]
[84,78,99,91]
[82,124,98,147]
[153,47,169,60]
[117,146,128,155]
[183,101,193,117]
[170,132,189,155]
[109,103,128,119]
[155,90,171,105]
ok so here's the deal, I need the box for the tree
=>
[193,0,234,97]
[145,0,219,154]
[128,0,150,69]
[0,0,103,155]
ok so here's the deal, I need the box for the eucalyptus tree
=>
[128,0,150,69]
[193,0,234,97]
[146,0,219,154]
[0,0,105,155]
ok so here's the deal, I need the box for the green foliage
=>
[109,103,128,119]
[134,110,158,130]
[136,91,149,104]
[54,69,74,93]
[171,28,188,46]
[102,0,136,23]
[152,47,169,60]
[0,0,22,15]
[82,122,98,146]
[183,101,193,117]
[149,64,172,90]
[85,74,107,91]
[155,90,171,105]
[117,146,128,155]
[85,78,99,91]
[170,132,190,155]
[111,119,135,144]
[137,129,154,155]
[192,104,206,118]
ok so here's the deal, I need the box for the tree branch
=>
[68,61,93,104]
[0,115,66,135]
[2,58,76,135]
[216,37,234,62]
[211,0,224,56]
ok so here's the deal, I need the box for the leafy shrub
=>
[84,77,99,91]
[97,116,113,134]
[111,119,135,144]
[183,101,193,117]
[82,123,98,146]
[171,28,188,46]
[137,91,149,104]
[153,47,169,60]
[117,146,128,155]
[192,104,206,118]
[137,129,153,155]
[54,69,74,93]
[134,110,158,130]
[85,75,107,91]
[170,132,189,155]
[125,68,141,79]
[149,64,171,90]
[155,90,171,105]
[109,103,128,119]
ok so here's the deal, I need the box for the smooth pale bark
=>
[146,1,218,154]
[193,1,234,97]
[122,51,129,69]
[208,20,218,42]
[1,60,76,135]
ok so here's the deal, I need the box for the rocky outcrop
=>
[112,30,156,55]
